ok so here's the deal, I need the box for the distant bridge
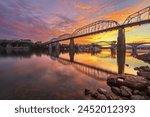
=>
[92,41,150,48]
[127,42,150,47]
[92,41,117,50]
[127,42,150,55]
[92,41,150,56]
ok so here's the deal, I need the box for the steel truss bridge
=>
[44,6,150,44]
[46,6,150,74]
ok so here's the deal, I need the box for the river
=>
[0,49,149,99]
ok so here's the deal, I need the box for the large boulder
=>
[135,66,150,72]
[120,86,132,97]
[91,92,98,98]
[97,88,121,100]
[111,86,122,96]
[111,86,132,97]
[107,74,150,90]
[97,88,107,95]
[133,90,146,96]
[137,72,150,80]
[105,92,120,100]
[85,89,91,95]
[136,54,150,64]
[135,66,150,80]
[140,66,150,72]
[96,94,107,100]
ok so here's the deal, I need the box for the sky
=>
[0,0,150,43]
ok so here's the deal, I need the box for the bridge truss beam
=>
[72,20,119,37]
[123,6,150,25]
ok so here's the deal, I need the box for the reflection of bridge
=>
[50,43,126,74]
[45,6,150,74]
[95,53,116,59]
[50,56,117,81]
[93,41,117,56]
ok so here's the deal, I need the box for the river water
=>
[0,49,149,99]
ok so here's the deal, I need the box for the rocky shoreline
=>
[136,53,150,64]
[135,66,150,80]
[85,66,150,100]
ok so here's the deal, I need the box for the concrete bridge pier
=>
[117,28,126,74]
[56,42,60,51]
[131,46,138,56]
[49,44,60,58]
[69,49,75,62]
[53,42,60,58]
[69,38,75,50]
[111,46,116,58]
[69,38,75,62]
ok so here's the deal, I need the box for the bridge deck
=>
[47,19,150,44]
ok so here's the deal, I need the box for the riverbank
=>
[136,53,150,64]
[85,66,150,100]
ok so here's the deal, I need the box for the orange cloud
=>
[75,3,91,10]
[11,23,26,32]
[100,0,150,23]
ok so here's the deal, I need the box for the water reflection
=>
[69,50,75,62]
[0,48,48,58]
[50,56,117,81]
[0,49,149,99]
[117,48,126,74]
[60,48,125,74]
[49,49,117,80]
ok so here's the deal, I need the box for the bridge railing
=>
[123,6,150,25]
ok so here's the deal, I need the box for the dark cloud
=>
[0,0,149,42]
[0,0,78,41]
[0,0,53,41]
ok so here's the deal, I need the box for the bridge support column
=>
[49,44,52,50]
[55,42,60,58]
[131,46,138,56]
[111,46,116,58]
[69,38,75,50]
[117,28,126,74]
[69,38,75,62]
[69,49,75,62]
[56,42,60,51]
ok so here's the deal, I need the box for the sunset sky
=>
[0,0,150,43]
